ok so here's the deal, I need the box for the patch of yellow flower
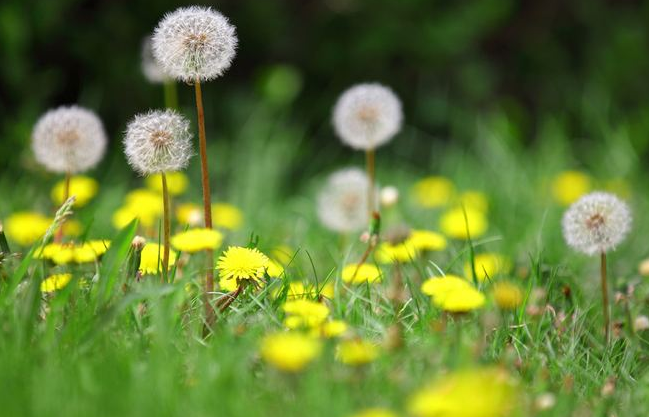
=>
[4,212,52,246]
[336,339,380,365]
[349,408,399,417]
[140,243,177,275]
[171,228,223,253]
[550,170,591,206]
[145,171,188,196]
[492,281,523,310]
[40,273,73,293]
[422,275,485,313]
[282,299,330,329]
[260,332,322,372]
[312,320,349,338]
[217,246,269,289]
[112,189,163,229]
[212,203,243,230]
[412,176,455,208]
[51,175,98,207]
[407,367,518,417]
[439,207,488,240]
[464,253,511,282]
[342,263,382,284]
[36,240,110,265]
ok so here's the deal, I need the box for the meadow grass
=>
[1,105,648,417]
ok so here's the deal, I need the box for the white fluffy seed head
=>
[317,168,370,233]
[141,36,169,83]
[332,83,403,150]
[31,105,107,174]
[152,6,237,83]
[562,191,632,256]
[123,109,193,175]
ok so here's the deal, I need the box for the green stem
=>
[164,80,178,110]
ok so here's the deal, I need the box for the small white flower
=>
[332,83,402,150]
[317,168,371,233]
[562,191,632,256]
[152,6,237,83]
[380,185,399,207]
[31,105,107,174]
[123,109,193,175]
[141,36,169,83]
[634,315,649,332]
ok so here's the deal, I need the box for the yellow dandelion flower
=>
[35,240,110,265]
[51,175,98,207]
[40,273,73,293]
[260,332,322,372]
[320,282,335,299]
[433,284,485,313]
[125,188,163,210]
[551,170,591,206]
[349,408,399,417]
[421,275,470,298]
[217,246,269,288]
[376,241,418,264]
[456,190,488,213]
[412,176,455,208]
[4,212,51,246]
[140,243,177,275]
[464,253,510,282]
[62,219,82,237]
[439,207,488,240]
[144,171,189,196]
[212,203,243,230]
[112,204,159,229]
[266,259,285,278]
[176,203,203,226]
[282,299,330,329]
[408,230,447,252]
[492,282,523,310]
[407,367,518,417]
[171,228,223,253]
[271,244,294,265]
[342,263,382,284]
[313,320,349,338]
[336,339,380,365]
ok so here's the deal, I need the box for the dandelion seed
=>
[562,191,631,256]
[152,6,237,83]
[124,110,193,175]
[317,168,370,233]
[141,36,170,83]
[32,105,107,174]
[333,83,402,151]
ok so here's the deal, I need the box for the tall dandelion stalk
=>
[562,191,631,344]
[31,106,107,242]
[152,6,237,325]
[123,110,193,282]
[333,83,402,216]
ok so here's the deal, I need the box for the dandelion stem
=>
[365,149,376,216]
[601,251,610,344]
[194,78,216,330]
[161,172,171,283]
[55,172,71,243]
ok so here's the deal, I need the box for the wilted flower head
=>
[141,36,169,83]
[32,105,107,174]
[332,83,402,150]
[317,168,370,233]
[123,109,193,175]
[152,6,237,83]
[562,191,632,256]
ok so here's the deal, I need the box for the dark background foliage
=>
[2,0,649,177]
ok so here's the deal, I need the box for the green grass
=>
[1,105,649,417]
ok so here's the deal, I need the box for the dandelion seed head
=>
[123,109,193,175]
[32,106,107,174]
[317,168,370,233]
[332,83,402,150]
[152,6,237,83]
[141,36,170,83]
[562,191,632,256]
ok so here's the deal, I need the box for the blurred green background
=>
[2,0,649,178]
